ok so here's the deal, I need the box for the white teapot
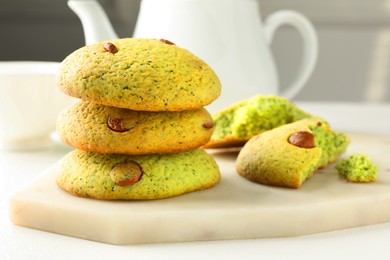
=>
[68,0,318,112]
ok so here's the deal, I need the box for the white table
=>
[1,101,390,260]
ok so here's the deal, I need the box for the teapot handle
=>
[263,10,318,99]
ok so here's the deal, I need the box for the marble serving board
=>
[10,133,390,245]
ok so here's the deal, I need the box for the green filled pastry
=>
[236,118,349,188]
[204,95,312,148]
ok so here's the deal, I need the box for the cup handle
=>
[263,10,318,99]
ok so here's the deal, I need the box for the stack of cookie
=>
[54,38,222,200]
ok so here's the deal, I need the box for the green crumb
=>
[336,154,378,183]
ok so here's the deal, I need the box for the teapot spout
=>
[68,0,118,45]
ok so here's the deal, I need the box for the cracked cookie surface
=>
[57,38,221,111]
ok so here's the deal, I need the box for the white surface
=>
[1,101,390,259]
[9,133,390,245]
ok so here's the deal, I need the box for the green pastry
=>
[236,118,349,188]
[57,101,214,155]
[204,95,312,148]
[57,38,221,112]
[56,149,220,200]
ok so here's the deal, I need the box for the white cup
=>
[0,61,74,151]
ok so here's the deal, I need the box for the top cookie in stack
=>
[57,38,221,112]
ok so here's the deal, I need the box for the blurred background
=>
[1,0,389,102]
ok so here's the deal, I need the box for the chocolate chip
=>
[107,117,127,132]
[159,39,175,45]
[288,131,316,148]
[109,161,143,186]
[202,121,214,129]
[107,113,138,132]
[103,42,118,54]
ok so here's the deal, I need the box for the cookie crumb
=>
[336,154,378,183]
